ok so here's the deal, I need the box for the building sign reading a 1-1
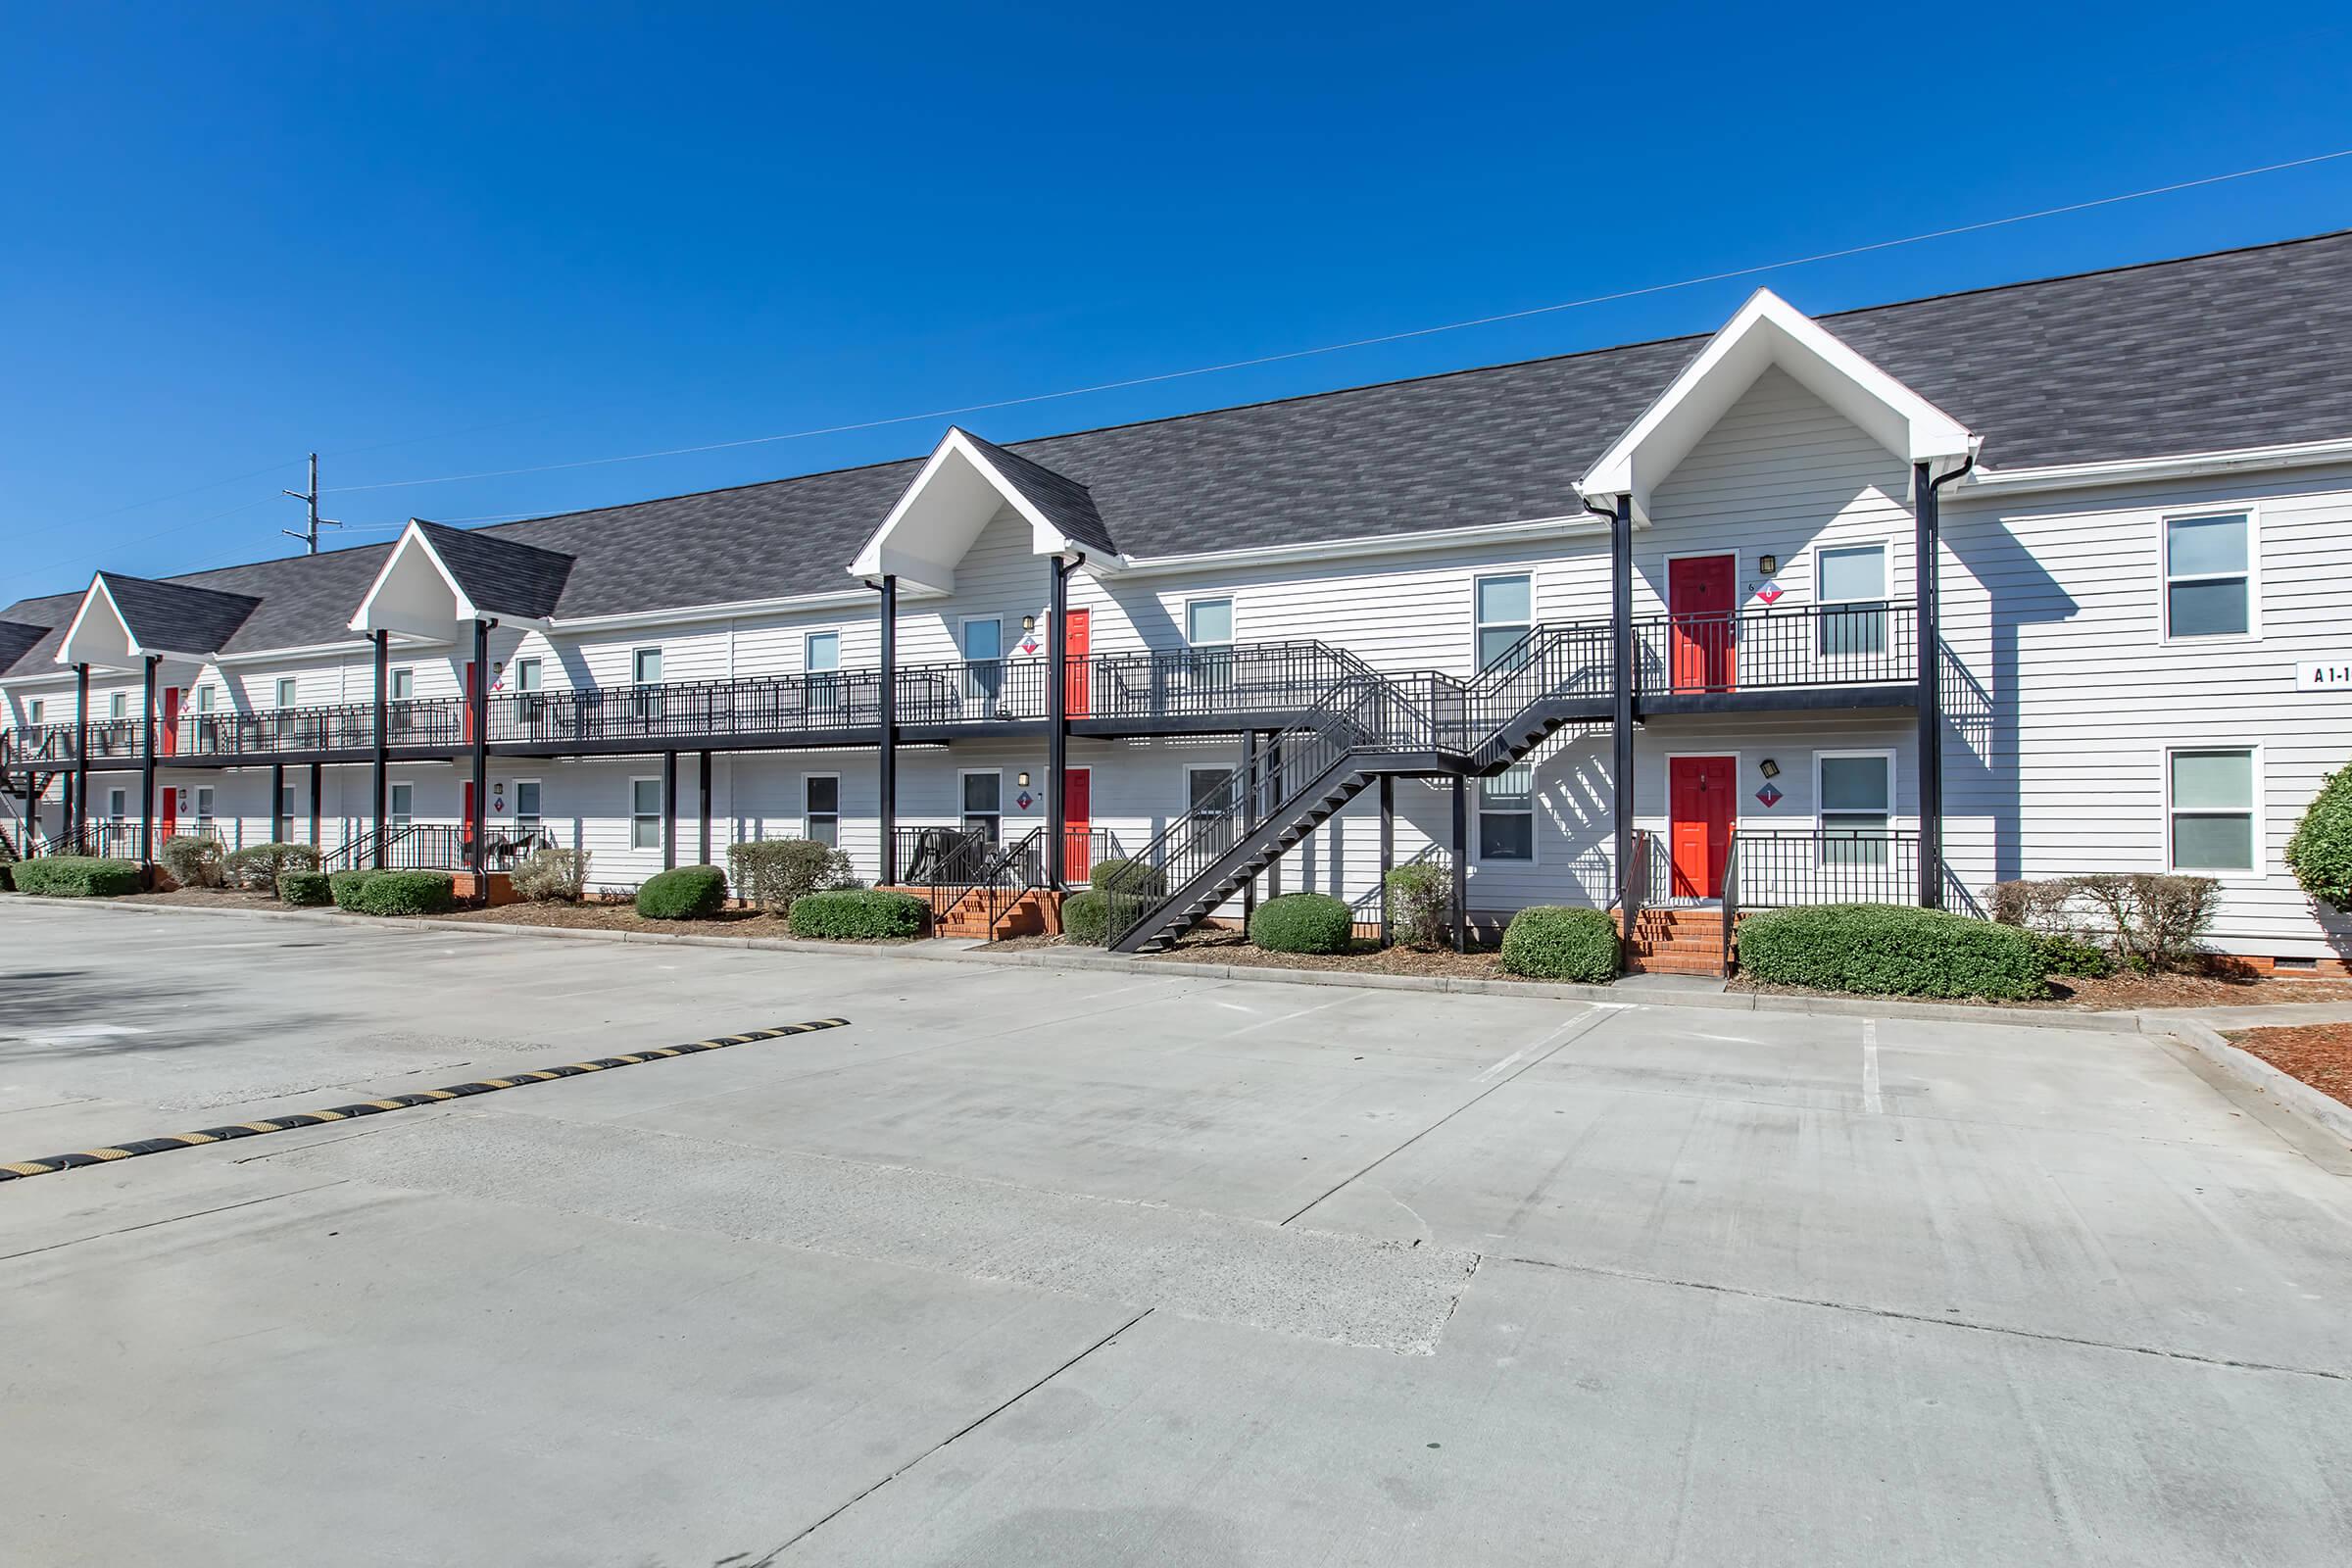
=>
[2296,662,2352,692]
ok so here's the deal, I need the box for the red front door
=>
[1063,609,1091,717]
[159,686,181,757]
[1063,766,1092,880]
[1667,555,1737,691]
[1669,756,1736,899]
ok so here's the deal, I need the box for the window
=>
[1185,764,1241,854]
[110,692,126,720]
[274,677,298,709]
[960,770,1002,843]
[1478,761,1535,861]
[510,658,546,732]
[631,778,664,851]
[388,783,413,828]
[631,649,664,725]
[388,668,414,701]
[26,700,41,726]
[1185,597,1235,689]
[1475,574,1533,671]
[1816,544,1888,656]
[194,786,216,828]
[2170,748,2257,872]
[277,784,296,841]
[107,787,126,820]
[2165,513,2252,639]
[804,775,839,847]
[195,685,216,713]
[387,668,416,739]
[514,658,542,692]
[961,618,1003,703]
[514,780,542,834]
[1817,752,1892,867]
[805,631,840,672]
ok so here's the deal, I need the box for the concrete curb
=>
[21,894,2167,1036]
[2157,1017,2352,1146]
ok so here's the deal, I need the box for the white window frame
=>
[1813,749,1896,830]
[2165,743,2264,878]
[803,628,842,672]
[1183,597,1235,649]
[513,778,543,834]
[630,776,664,852]
[957,766,1004,843]
[107,787,127,821]
[1474,759,1540,865]
[630,647,663,685]
[26,699,42,726]
[1472,571,1535,672]
[513,657,543,692]
[2160,506,2260,645]
[388,667,415,702]
[802,772,840,847]
[387,781,414,828]
[1809,538,1894,659]
[193,785,216,828]
[959,616,1004,705]
[109,692,127,720]
[194,684,217,713]
[276,782,297,839]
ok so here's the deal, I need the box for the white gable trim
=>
[54,575,175,671]
[1576,288,1978,524]
[850,427,1113,592]
[347,520,547,638]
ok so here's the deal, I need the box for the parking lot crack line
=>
[1494,1252,2351,1384]
[0,1179,350,1263]
[1279,1007,1623,1227]
[762,1306,1156,1562]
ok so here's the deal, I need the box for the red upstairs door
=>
[1667,555,1738,691]
[1062,609,1091,718]
[1063,766,1093,881]
[1668,756,1736,899]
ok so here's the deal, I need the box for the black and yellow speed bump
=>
[0,1017,850,1185]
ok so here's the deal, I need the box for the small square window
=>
[2170,748,2256,871]
[514,658,542,692]
[805,631,841,672]
[389,668,414,702]
[1186,599,1233,647]
[1478,762,1535,860]
[2165,514,2251,639]
[632,648,663,685]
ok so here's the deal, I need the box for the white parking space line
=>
[1226,993,1356,1038]
[1862,1019,1884,1114]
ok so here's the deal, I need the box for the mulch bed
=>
[2226,1023,2352,1107]
[114,888,285,909]
[1729,968,2352,1010]
[428,901,931,942]
[994,928,1521,981]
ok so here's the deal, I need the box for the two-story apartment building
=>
[6,231,2351,972]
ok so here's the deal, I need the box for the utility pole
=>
[282,453,340,554]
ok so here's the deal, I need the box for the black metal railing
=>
[2,722,80,769]
[1079,641,1369,726]
[488,672,889,745]
[1634,603,1917,694]
[1729,829,1921,909]
[44,820,145,860]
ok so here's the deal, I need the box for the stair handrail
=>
[1719,826,1740,975]
[981,826,1049,941]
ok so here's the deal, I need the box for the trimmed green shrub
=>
[278,869,333,906]
[158,834,226,889]
[1248,892,1354,955]
[511,846,591,903]
[1499,906,1620,982]
[1091,857,1167,897]
[1737,904,2047,1000]
[2037,932,2113,978]
[728,838,857,912]
[636,864,729,920]
[14,856,143,898]
[328,868,377,910]
[224,842,318,894]
[351,869,456,916]
[1384,862,1451,951]
[789,888,929,941]
[1061,889,1110,945]
[2286,763,2352,914]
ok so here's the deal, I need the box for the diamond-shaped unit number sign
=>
[1016,792,1035,810]
[1754,783,1784,808]
[1753,579,1784,605]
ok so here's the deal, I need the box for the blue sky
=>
[4,2,2349,604]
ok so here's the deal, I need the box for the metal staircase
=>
[1102,624,1615,954]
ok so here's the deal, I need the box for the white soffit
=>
[349,520,480,638]
[55,576,148,671]
[850,427,1099,593]
[1576,288,1979,522]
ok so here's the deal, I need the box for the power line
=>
[279,453,343,554]
[318,147,2352,499]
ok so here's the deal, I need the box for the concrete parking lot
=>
[4,902,2351,1566]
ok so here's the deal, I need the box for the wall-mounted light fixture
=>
[1021,614,1036,632]
[1758,555,1778,576]
[1758,758,1781,779]
[1017,771,1031,788]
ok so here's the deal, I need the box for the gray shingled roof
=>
[955,430,1120,557]
[414,520,574,619]
[96,572,263,656]
[7,229,2352,678]
[0,620,47,673]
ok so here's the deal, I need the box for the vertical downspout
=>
[139,655,159,872]
[1915,454,1975,909]
[877,575,898,885]
[371,630,390,868]
[73,662,89,838]
[1609,494,1638,934]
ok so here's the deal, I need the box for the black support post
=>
[370,630,390,868]
[877,574,898,885]
[308,760,321,848]
[271,760,286,844]
[1914,463,1944,909]
[73,662,89,836]
[662,750,678,870]
[138,655,159,870]
[1450,775,1468,954]
[1242,728,1259,925]
[61,771,75,843]
[1046,557,1071,887]
[698,750,712,864]
[1610,494,1637,924]
[468,618,490,888]
[1259,732,1278,899]
[1379,773,1395,949]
